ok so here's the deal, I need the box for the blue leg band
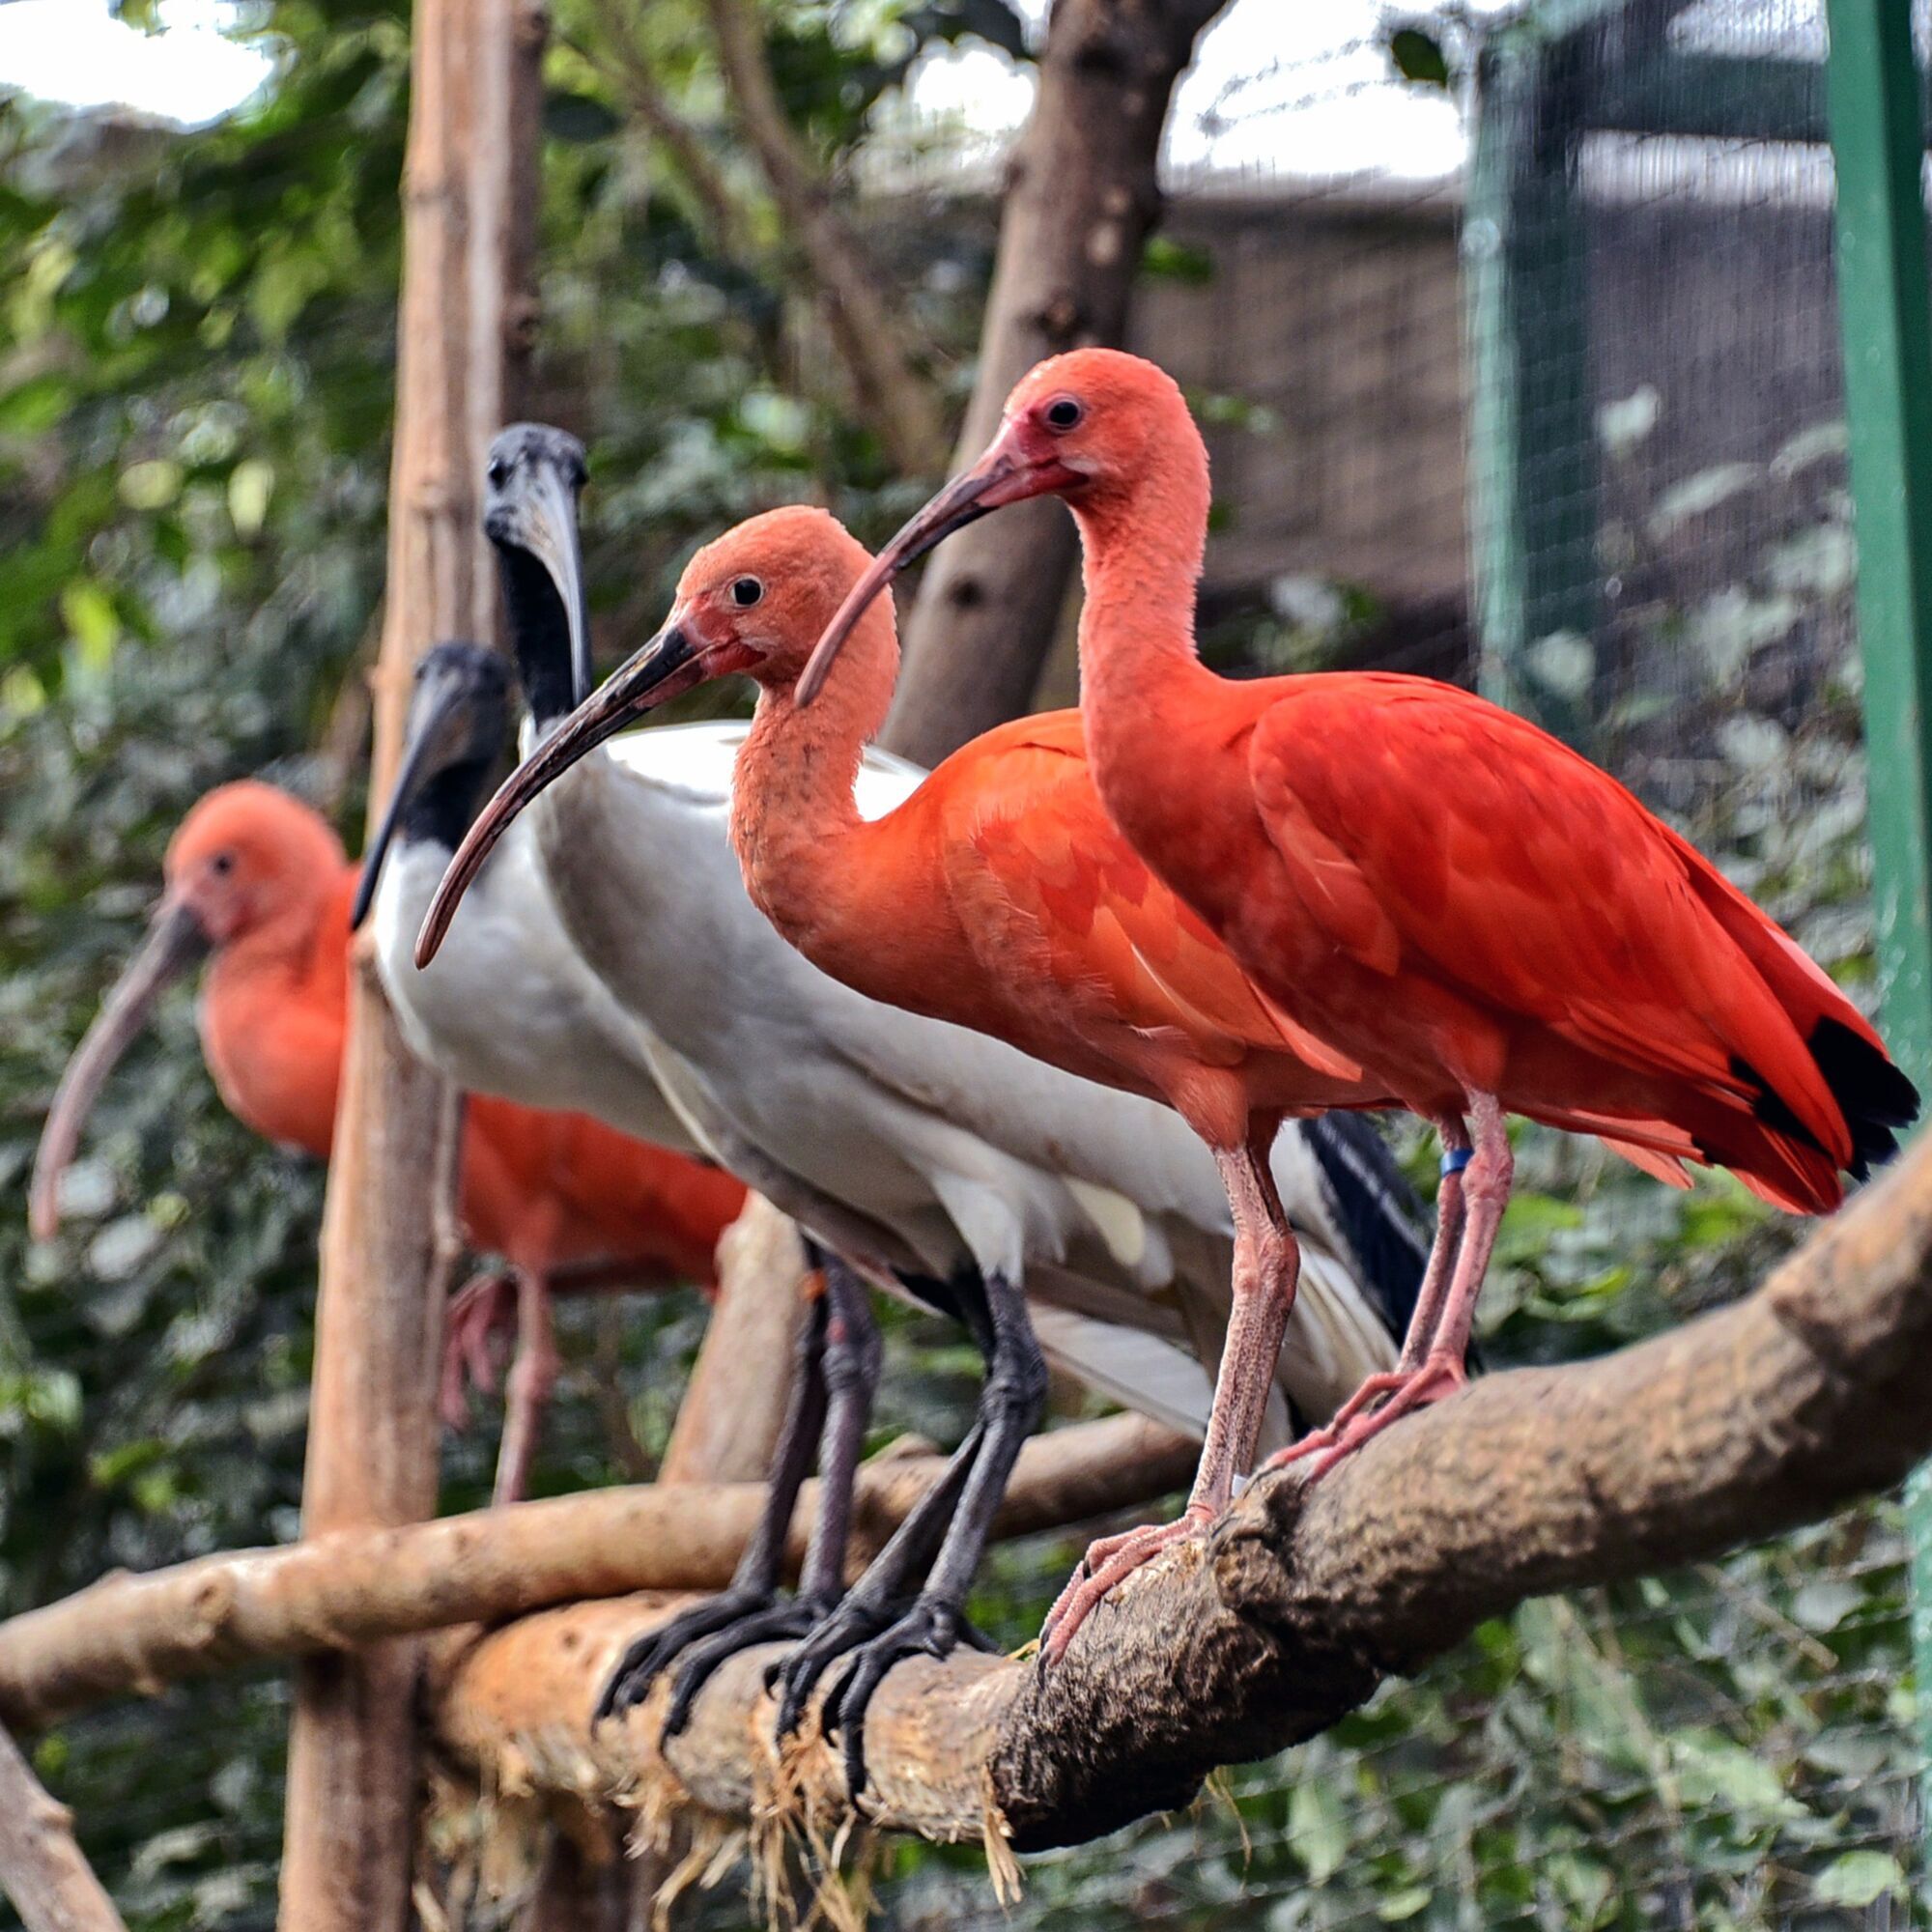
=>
[1440,1147,1473,1177]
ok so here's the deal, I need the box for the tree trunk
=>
[0,1720,127,1932]
[884,0,1232,766]
[278,5,543,1929]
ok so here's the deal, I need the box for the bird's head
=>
[165,781,347,949]
[796,348,1204,704]
[29,781,344,1239]
[485,422,593,710]
[413,506,886,969]
[349,642,511,930]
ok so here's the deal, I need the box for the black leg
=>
[593,1261,833,1727]
[773,1267,1046,1795]
[657,1259,882,1733]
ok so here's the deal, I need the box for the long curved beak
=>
[350,667,472,932]
[30,896,212,1240]
[522,457,595,705]
[415,622,707,968]
[796,418,1075,706]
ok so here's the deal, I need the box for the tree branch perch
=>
[429,1123,1932,1859]
[0,1416,1194,1733]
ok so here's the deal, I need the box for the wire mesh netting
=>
[4,2,1928,1929]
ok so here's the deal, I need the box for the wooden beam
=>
[0,1417,1197,1732]
[278,5,544,1929]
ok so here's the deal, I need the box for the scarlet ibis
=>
[805,344,1918,1501]
[414,425,1426,1781]
[29,778,745,1502]
[440,500,1424,1657]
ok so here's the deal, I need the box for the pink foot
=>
[1040,1504,1214,1662]
[1293,1355,1467,1487]
[440,1271,515,1431]
[1259,1369,1416,1476]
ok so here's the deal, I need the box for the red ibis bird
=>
[30,777,745,1502]
[804,345,1918,1521]
[441,501,1420,1658]
[414,425,1426,1778]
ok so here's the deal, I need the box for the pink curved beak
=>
[30,896,211,1241]
[796,417,1081,707]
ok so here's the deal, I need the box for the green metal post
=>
[1824,0,1932,1809]
[1465,25,1601,743]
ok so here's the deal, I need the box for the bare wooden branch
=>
[281,4,545,1926]
[0,1416,1194,1733]
[0,1721,128,1932]
[659,1196,809,1487]
[701,0,947,471]
[886,0,1233,764]
[431,1125,1932,1860]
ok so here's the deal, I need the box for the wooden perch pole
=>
[278,5,543,1930]
[659,1196,809,1487]
[431,1123,1932,1860]
[0,1416,1194,1733]
[0,1721,128,1932]
[886,0,1232,766]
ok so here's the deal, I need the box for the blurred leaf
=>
[544,91,622,142]
[1812,1849,1903,1908]
[1386,25,1452,90]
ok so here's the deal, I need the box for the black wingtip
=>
[1810,1015,1919,1178]
[1302,1112,1432,1347]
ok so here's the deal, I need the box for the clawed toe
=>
[1039,1506,1213,1664]
[811,1597,968,1796]
[593,1586,822,1731]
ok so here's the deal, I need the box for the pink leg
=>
[440,1268,517,1431]
[1282,1096,1510,1485]
[1262,1118,1470,1474]
[492,1267,559,1506]
[1042,1124,1297,1662]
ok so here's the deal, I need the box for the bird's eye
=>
[731,577,764,608]
[1044,396,1084,432]
[210,852,235,877]
[487,459,509,489]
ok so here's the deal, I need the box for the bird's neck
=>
[200,873,352,1154]
[729,623,898,980]
[1071,471,1220,813]
[497,546,578,729]
[401,755,497,856]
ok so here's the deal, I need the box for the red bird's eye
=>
[1044,396,1083,432]
[211,852,236,876]
[731,577,764,608]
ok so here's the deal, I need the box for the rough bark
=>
[701,0,947,471]
[279,5,544,1930]
[431,1124,1932,1861]
[0,1720,128,1932]
[884,0,1232,766]
[0,1416,1195,1733]
[659,1196,809,1487]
